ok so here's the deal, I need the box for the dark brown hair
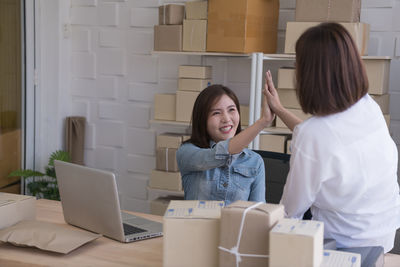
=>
[187,84,242,148]
[295,22,368,116]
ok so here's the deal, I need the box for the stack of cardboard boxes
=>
[149,133,189,192]
[163,200,362,267]
[183,1,208,52]
[265,0,391,152]
[154,4,184,51]
[154,1,208,52]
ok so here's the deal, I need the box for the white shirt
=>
[281,94,400,252]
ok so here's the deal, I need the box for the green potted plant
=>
[8,150,71,200]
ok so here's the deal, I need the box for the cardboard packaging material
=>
[270,218,324,267]
[240,105,249,126]
[219,201,284,267]
[0,220,101,254]
[164,200,224,267]
[0,193,36,230]
[183,19,207,52]
[259,134,289,153]
[371,94,389,114]
[321,250,361,267]
[284,22,369,55]
[295,0,361,22]
[154,25,182,52]
[0,130,21,189]
[277,67,296,89]
[178,78,211,92]
[156,133,183,149]
[276,108,310,128]
[176,91,200,122]
[185,1,208,20]
[150,196,184,216]
[156,147,179,172]
[158,4,184,25]
[149,170,182,191]
[179,65,212,79]
[154,94,176,121]
[364,58,390,95]
[207,0,280,53]
[277,89,300,109]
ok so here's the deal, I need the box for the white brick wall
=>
[35,0,400,212]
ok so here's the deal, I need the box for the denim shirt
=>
[176,139,266,205]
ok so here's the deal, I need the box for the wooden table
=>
[0,199,163,267]
[1,199,400,266]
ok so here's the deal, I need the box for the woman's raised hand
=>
[264,70,284,113]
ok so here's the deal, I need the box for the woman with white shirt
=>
[264,22,400,252]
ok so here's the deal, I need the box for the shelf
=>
[262,53,391,61]
[152,51,251,57]
[261,127,292,135]
[150,119,190,127]
[147,187,184,197]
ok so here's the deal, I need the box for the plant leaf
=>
[48,150,71,166]
[9,170,45,178]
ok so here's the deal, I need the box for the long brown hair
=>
[295,22,368,116]
[187,84,242,148]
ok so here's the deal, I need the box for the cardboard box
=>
[321,250,361,267]
[178,78,211,92]
[0,130,21,188]
[182,135,191,142]
[185,1,208,20]
[284,22,369,55]
[154,93,176,121]
[270,218,324,267]
[384,114,390,128]
[371,94,389,114]
[149,170,182,191]
[277,89,300,109]
[178,65,212,79]
[159,4,184,25]
[154,25,182,52]
[207,0,280,53]
[0,193,36,230]
[164,200,224,267]
[364,58,390,95]
[219,201,284,267]
[176,91,200,122]
[259,134,288,153]
[150,196,184,216]
[183,19,207,52]
[276,108,311,128]
[240,105,249,126]
[157,133,183,149]
[156,147,179,172]
[295,0,361,22]
[277,67,296,89]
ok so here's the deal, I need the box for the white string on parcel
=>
[218,202,269,267]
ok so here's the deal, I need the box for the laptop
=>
[54,160,163,243]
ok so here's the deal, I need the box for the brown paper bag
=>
[0,220,101,254]
[65,116,85,165]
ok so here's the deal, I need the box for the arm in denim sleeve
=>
[177,139,232,174]
[248,156,266,202]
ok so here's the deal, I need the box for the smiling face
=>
[206,94,240,143]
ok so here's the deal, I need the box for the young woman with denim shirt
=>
[176,84,275,205]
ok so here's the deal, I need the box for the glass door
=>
[0,0,23,193]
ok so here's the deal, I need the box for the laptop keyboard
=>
[123,223,147,235]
